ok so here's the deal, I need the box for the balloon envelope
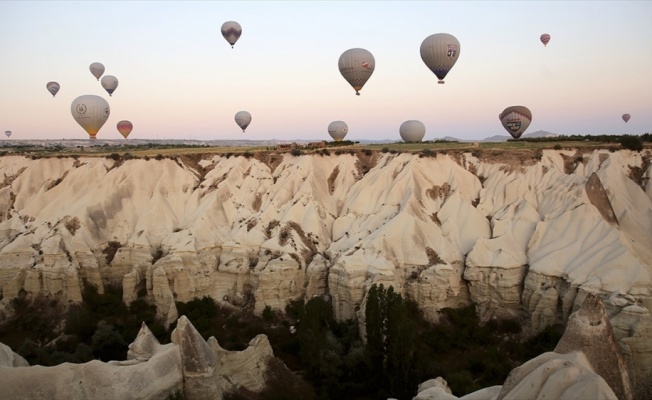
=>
[399,120,426,142]
[235,111,252,132]
[101,75,119,96]
[622,113,631,123]
[89,62,105,81]
[117,120,133,139]
[328,121,348,141]
[46,81,60,97]
[71,95,110,139]
[221,21,242,48]
[420,33,460,84]
[338,48,375,95]
[4,131,11,138]
[540,33,551,47]
[500,106,532,139]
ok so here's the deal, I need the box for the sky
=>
[1,1,651,142]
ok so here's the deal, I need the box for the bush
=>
[620,135,643,151]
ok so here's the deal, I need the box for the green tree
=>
[364,284,419,399]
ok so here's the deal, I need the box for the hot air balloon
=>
[221,21,242,48]
[399,120,426,142]
[71,95,110,139]
[540,33,551,47]
[338,48,375,95]
[622,114,631,123]
[46,81,60,97]
[500,106,532,139]
[328,121,348,141]
[420,33,461,84]
[89,62,105,81]
[4,131,11,138]
[117,120,133,139]
[101,75,119,96]
[235,111,252,132]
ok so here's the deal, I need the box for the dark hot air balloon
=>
[540,33,551,47]
[622,114,631,123]
[46,81,60,97]
[500,106,532,139]
[117,120,133,139]
[221,21,242,48]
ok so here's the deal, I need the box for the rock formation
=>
[413,294,635,400]
[0,315,279,400]
[0,149,650,387]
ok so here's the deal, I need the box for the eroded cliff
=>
[0,148,650,386]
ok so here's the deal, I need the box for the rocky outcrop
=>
[0,149,650,383]
[0,315,280,400]
[413,294,635,400]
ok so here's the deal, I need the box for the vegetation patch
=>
[102,241,122,264]
[354,149,379,178]
[425,247,444,265]
[64,216,81,235]
[327,165,340,195]
[426,182,451,200]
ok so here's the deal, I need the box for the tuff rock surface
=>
[0,315,278,400]
[0,149,650,386]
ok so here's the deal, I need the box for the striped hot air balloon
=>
[540,33,551,47]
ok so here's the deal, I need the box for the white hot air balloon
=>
[420,33,461,84]
[399,120,426,142]
[89,62,105,81]
[328,121,348,141]
[235,111,252,132]
[338,48,375,95]
[46,81,60,97]
[101,75,119,96]
[4,131,12,138]
[71,95,110,139]
[221,21,242,48]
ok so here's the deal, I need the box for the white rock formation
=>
[0,315,281,400]
[0,149,650,386]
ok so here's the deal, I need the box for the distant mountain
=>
[481,130,560,142]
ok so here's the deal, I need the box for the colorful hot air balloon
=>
[622,113,631,123]
[221,21,242,48]
[328,121,348,141]
[420,33,461,84]
[540,33,551,47]
[89,62,105,81]
[71,95,110,139]
[338,48,375,95]
[500,106,532,139]
[4,131,11,138]
[235,111,252,132]
[101,75,119,96]
[117,120,133,139]
[399,120,426,142]
[46,81,60,97]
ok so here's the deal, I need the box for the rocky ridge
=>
[0,149,650,387]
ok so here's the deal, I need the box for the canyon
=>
[0,147,650,390]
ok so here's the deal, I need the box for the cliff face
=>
[0,149,651,384]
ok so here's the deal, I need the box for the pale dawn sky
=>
[1,1,651,141]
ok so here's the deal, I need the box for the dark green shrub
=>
[620,135,643,151]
